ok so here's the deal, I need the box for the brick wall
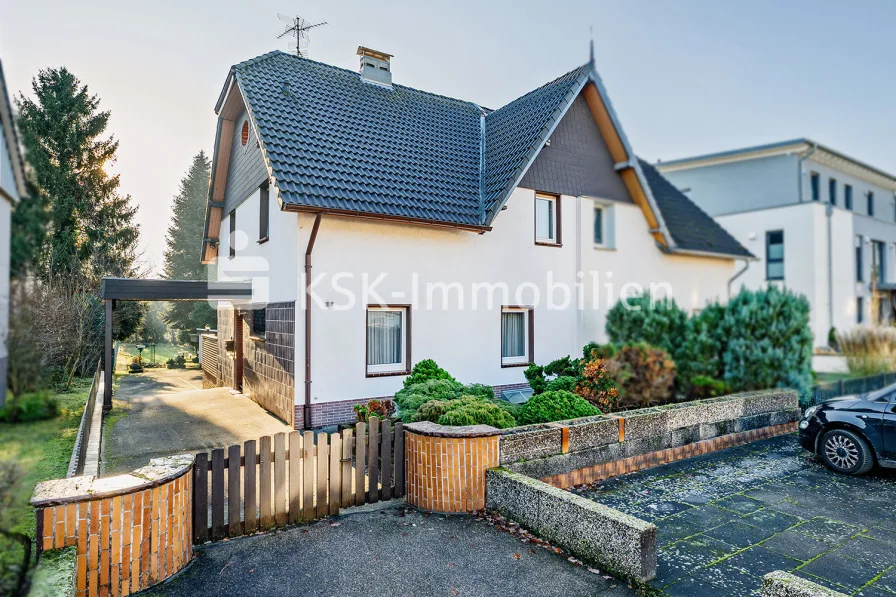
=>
[404,422,501,513]
[243,302,295,427]
[32,456,193,597]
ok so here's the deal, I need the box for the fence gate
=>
[192,419,404,544]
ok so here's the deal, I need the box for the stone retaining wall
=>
[485,468,657,582]
[31,455,193,597]
[500,390,800,483]
[762,571,848,597]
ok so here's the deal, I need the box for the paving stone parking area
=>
[572,434,896,596]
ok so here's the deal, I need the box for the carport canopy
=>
[100,277,253,410]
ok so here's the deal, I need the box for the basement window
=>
[366,306,410,376]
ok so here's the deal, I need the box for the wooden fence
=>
[192,419,404,544]
[810,372,896,405]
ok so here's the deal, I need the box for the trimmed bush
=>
[394,379,463,422]
[413,399,453,423]
[524,364,548,395]
[545,375,577,393]
[690,375,728,399]
[676,302,726,393]
[402,359,456,388]
[436,397,517,429]
[461,383,495,401]
[605,294,687,357]
[611,343,676,409]
[574,349,619,411]
[517,390,600,425]
[525,356,580,395]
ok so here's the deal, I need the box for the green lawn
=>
[117,342,195,370]
[0,378,92,595]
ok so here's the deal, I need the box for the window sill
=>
[257,237,269,245]
[534,241,563,248]
[365,370,410,378]
[501,362,533,368]
[248,335,265,343]
[593,244,616,251]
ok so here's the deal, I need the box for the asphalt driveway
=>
[574,434,896,596]
[102,368,293,475]
[142,505,636,597]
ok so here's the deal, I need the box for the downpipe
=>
[303,214,323,429]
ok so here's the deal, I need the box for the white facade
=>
[218,185,737,408]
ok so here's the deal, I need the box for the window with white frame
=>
[534,194,559,244]
[594,205,605,245]
[501,307,532,366]
[593,203,615,248]
[366,306,409,375]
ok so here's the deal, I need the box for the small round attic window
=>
[240,121,249,146]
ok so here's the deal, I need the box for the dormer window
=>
[241,121,249,147]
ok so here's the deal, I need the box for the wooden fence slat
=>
[211,449,225,541]
[227,444,242,537]
[381,420,392,500]
[368,418,380,504]
[288,432,302,524]
[259,435,273,529]
[316,434,329,519]
[341,430,353,508]
[302,431,314,520]
[274,433,287,526]
[193,452,208,544]
[394,422,405,498]
[244,440,257,533]
[354,422,366,507]
[328,433,341,516]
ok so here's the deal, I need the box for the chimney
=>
[358,46,393,88]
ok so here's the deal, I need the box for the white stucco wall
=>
[716,202,857,346]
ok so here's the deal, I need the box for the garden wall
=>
[500,390,800,485]
[31,455,193,597]
[762,571,848,597]
[486,468,657,582]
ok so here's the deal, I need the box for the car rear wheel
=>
[819,429,874,475]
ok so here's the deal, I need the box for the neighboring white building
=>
[200,47,752,429]
[0,59,27,404]
[657,139,896,347]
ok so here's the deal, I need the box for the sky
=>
[1,0,895,276]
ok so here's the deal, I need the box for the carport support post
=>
[103,299,113,412]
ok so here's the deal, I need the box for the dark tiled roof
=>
[639,159,753,258]
[225,51,750,258]
[234,52,483,226]
[482,65,590,220]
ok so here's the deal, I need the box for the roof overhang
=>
[657,139,896,192]
[100,277,253,301]
[281,203,492,233]
[0,59,27,201]
[661,245,758,262]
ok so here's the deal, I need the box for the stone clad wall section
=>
[32,456,193,597]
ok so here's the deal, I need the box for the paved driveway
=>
[102,368,293,475]
[573,435,896,596]
[142,505,636,597]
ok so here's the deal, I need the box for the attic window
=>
[241,121,249,147]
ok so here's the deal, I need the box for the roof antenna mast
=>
[589,25,595,65]
[277,12,327,58]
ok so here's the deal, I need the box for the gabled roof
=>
[639,160,752,259]
[0,59,27,202]
[203,50,752,261]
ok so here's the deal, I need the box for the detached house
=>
[0,59,27,404]
[201,47,751,429]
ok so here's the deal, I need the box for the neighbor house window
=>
[366,306,410,375]
[241,120,249,147]
[501,307,533,367]
[250,309,266,338]
[856,236,864,282]
[857,297,864,324]
[229,211,236,259]
[810,172,820,201]
[867,191,875,216]
[844,184,853,210]
[594,206,604,245]
[534,193,560,245]
[259,183,270,242]
[872,240,885,283]
[766,230,784,281]
[828,178,837,206]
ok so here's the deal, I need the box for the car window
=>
[868,388,896,403]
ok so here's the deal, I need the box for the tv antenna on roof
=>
[277,13,327,58]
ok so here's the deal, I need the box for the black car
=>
[799,385,896,475]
